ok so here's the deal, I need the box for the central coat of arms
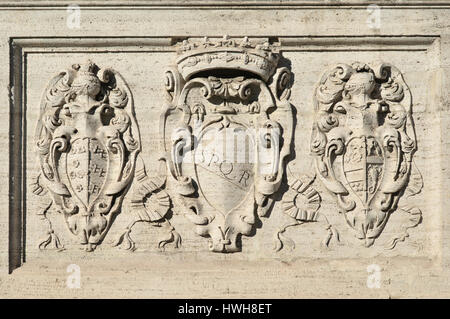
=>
[149,36,295,252]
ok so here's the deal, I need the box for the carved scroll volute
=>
[160,66,189,188]
[310,62,421,247]
[160,36,294,252]
[34,60,141,251]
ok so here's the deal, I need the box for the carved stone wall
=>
[1,0,450,298]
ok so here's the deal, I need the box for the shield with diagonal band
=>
[194,125,255,215]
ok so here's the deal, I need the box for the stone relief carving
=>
[30,50,424,254]
[119,36,294,253]
[274,173,341,252]
[310,62,423,247]
[33,60,141,251]
[112,157,181,251]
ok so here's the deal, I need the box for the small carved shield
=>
[194,126,255,215]
[66,137,109,210]
[343,136,384,205]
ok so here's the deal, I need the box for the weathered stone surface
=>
[1,0,450,298]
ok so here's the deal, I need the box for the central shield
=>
[343,136,384,205]
[66,137,109,211]
[194,125,255,215]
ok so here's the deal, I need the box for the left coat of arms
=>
[33,60,141,251]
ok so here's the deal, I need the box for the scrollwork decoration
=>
[311,62,423,247]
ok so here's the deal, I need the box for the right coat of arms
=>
[311,62,422,247]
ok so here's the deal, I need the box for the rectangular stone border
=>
[1,1,450,9]
[8,35,440,273]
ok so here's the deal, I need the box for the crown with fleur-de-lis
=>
[175,36,280,82]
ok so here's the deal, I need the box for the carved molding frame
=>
[2,1,450,9]
[8,35,439,272]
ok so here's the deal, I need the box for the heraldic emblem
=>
[33,60,141,251]
[310,62,422,247]
[156,36,294,252]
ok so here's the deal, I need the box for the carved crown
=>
[176,36,280,82]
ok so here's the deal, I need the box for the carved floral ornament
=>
[33,38,423,253]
